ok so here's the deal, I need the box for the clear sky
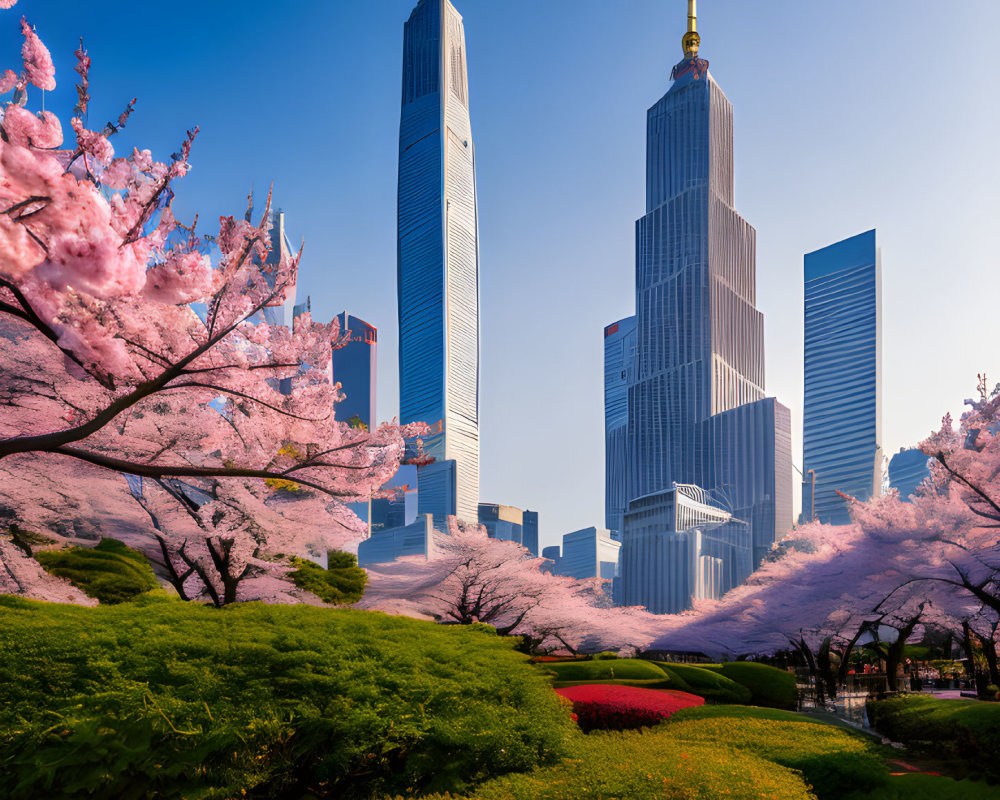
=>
[5,1,998,552]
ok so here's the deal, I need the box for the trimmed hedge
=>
[700,661,798,709]
[0,596,574,799]
[867,695,1000,783]
[552,678,673,691]
[33,538,160,604]
[845,773,1000,800]
[543,657,674,683]
[665,706,889,799]
[652,662,752,704]
[287,550,367,604]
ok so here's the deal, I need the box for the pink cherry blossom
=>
[20,17,55,91]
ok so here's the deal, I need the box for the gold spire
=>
[682,0,701,58]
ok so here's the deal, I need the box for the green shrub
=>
[663,709,889,799]
[867,695,1000,782]
[844,773,1000,800]
[287,550,367,605]
[0,596,574,799]
[704,662,798,709]
[591,651,618,660]
[652,662,751,704]
[412,723,814,799]
[33,538,160,604]
[542,657,671,683]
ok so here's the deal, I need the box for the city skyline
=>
[8,1,996,551]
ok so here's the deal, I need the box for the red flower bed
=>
[555,685,704,732]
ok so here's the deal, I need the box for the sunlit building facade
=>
[618,8,792,613]
[802,229,882,524]
[398,0,480,524]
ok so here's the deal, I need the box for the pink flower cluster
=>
[555,685,704,732]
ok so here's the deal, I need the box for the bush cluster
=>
[867,695,1000,783]
[0,596,574,799]
[555,685,703,732]
[33,537,160,604]
[287,550,367,604]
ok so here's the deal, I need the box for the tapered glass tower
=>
[619,2,792,612]
[397,0,480,524]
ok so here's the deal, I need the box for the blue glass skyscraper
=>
[604,316,637,536]
[398,0,480,524]
[331,312,377,431]
[802,229,882,524]
[618,3,793,612]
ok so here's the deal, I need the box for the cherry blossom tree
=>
[359,520,666,654]
[0,11,419,603]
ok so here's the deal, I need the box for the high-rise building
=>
[397,0,480,524]
[618,3,793,613]
[619,484,733,614]
[604,316,637,537]
[802,229,882,524]
[331,312,377,431]
[522,510,539,556]
[558,527,621,583]
[888,448,929,503]
[259,209,298,330]
[478,503,523,545]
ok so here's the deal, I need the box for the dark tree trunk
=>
[818,637,838,700]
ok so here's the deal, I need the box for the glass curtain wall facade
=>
[331,312,377,431]
[605,316,637,536]
[802,230,882,524]
[619,26,792,613]
[398,0,480,523]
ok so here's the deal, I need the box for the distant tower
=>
[397,0,480,524]
[331,312,377,431]
[802,230,882,524]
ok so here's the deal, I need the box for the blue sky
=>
[5,1,998,551]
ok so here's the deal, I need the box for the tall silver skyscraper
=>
[618,2,793,612]
[397,0,480,524]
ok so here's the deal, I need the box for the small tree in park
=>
[360,520,665,654]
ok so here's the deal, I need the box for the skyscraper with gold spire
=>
[616,1,793,613]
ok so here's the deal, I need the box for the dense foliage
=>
[0,597,574,799]
[33,537,160,604]
[867,695,1000,783]
[554,685,703,732]
[287,550,367,605]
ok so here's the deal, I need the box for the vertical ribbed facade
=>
[629,66,764,502]
[802,230,882,524]
[398,0,480,523]
[618,45,793,614]
[604,316,637,535]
